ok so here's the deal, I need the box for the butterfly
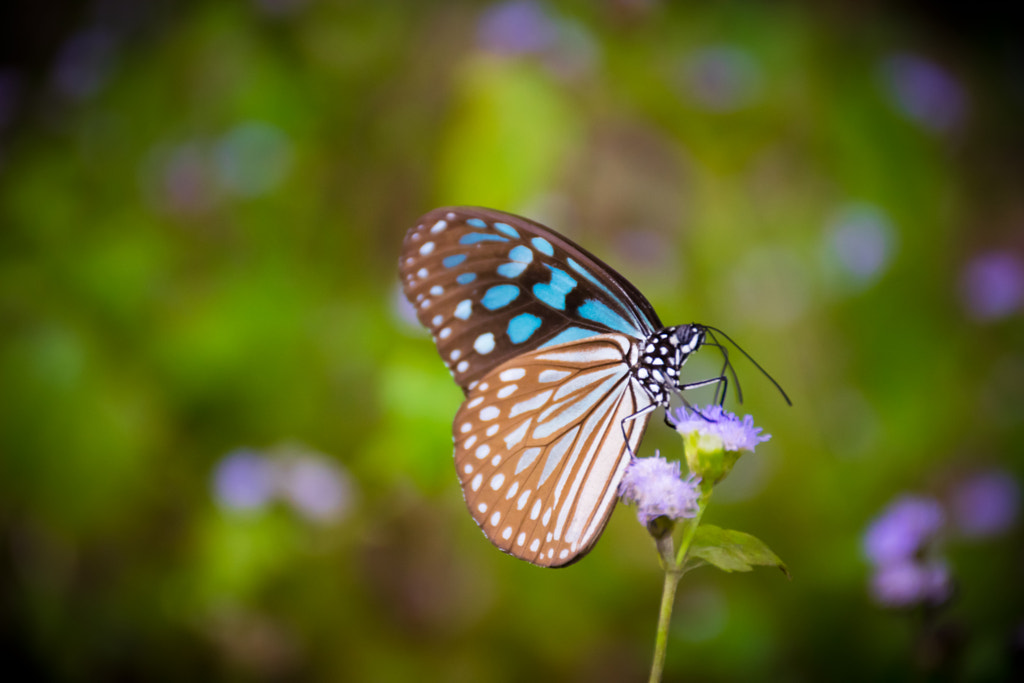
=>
[400,207,746,567]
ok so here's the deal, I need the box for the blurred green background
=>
[2,1,1022,681]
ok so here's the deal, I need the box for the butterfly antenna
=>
[705,326,792,406]
[702,333,743,405]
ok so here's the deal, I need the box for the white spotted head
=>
[635,324,707,406]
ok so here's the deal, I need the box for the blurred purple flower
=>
[870,559,953,608]
[278,455,353,523]
[881,53,967,132]
[684,46,761,112]
[214,450,276,511]
[668,405,771,452]
[960,251,1024,321]
[824,203,897,289]
[619,453,701,525]
[477,1,559,56]
[949,469,1020,538]
[52,27,117,100]
[863,495,945,566]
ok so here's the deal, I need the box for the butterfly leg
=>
[620,403,658,459]
[664,375,728,427]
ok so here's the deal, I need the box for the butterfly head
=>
[635,324,707,406]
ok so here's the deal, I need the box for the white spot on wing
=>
[474,332,496,354]
[430,220,447,233]
[509,390,554,418]
[479,406,500,421]
[538,369,571,383]
[500,368,526,382]
[538,426,579,486]
[497,384,518,398]
[419,242,435,255]
[503,420,530,449]
[489,473,505,490]
[471,473,483,491]
[515,447,542,474]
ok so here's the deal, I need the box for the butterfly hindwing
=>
[452,334,655,567]
[400,207,663,391]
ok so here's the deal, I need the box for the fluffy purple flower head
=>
[619,453,701,526]
[863,495,945,566]
[870,559,953,608]
[668,404,771,452]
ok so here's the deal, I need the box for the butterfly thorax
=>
[633,324,706,406]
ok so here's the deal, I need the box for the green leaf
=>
[686,525,790,578]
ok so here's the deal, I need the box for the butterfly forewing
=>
[452,334,655,567]
[400,207,663,391]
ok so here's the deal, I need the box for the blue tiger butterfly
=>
[400,207,773,567]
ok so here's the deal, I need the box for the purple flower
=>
[823,202,897,290]
[477,1,559,56]
[949,469,1020,538]
[960,251,1024,321]
[213,450,276,511]
[277,455,353,523]
[881,53,967,132]
[870,559,953,608]
[51,27,117,100]
[619,454,701,526]
[684,45,761,112]
[863,495,945,566]
[668,405,771,452]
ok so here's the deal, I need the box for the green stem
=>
[675,487,712,566]
[649,566,682,683]
[648,487,715,683]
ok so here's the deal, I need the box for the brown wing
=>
[452,333,655,567]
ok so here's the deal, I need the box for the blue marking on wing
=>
[567,257,618,301]
[577,299,640,336]
[498,244,533,277]
[481,284,520,310]
[466,218,487,228]
[456,272,476,285]
[541,326,600,348]
[460,233,508,245]
[497,262,528,278]
[494,222,520,238]
[507,313,542,343]
[567,256,654,332]
[443,254,467,268]
[532,265,577,311]
[509,245,533,263]
[531,237,554,256]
